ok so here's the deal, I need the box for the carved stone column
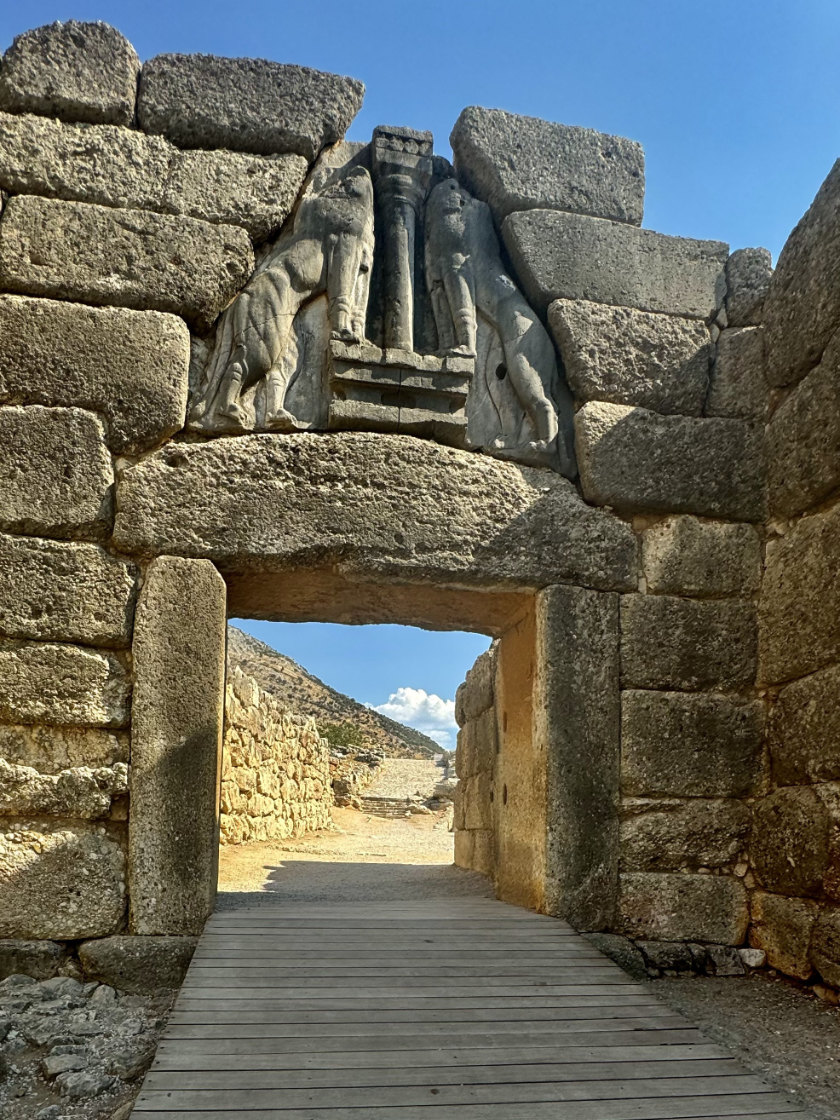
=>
[371,125,433,352]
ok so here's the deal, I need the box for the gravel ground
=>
[362,758,442,801]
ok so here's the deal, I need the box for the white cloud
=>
[371,687,458,749]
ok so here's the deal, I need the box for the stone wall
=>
[221,668,332,845]
[453,646,497,878]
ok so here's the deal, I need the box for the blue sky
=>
[3,1,839,739]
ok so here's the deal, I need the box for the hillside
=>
[226,626,440,759]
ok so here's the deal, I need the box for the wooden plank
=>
[168,1004,672,1024]
[181,966,629,980]
[165,983,655,998]
[172,995,666,1011]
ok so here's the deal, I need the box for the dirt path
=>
[362,758,442,800]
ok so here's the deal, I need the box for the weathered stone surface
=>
[455,646,496,726]
[0,939,67,980]
[621,691,765,798]
[766,334,840,518]
[454,828,494,876]
[749,892,818,980]
[636,940,695,973]
[548,299,710,415]
[811,907,840,988]
[575,403,765,521]
[0,295,189,454]
[620,873,748,944]
[0,820,125,939]
[114,433,638,593]
[0,195,254,332]
[581,932,648,980]
[763,161,840,386]
[138,53,364,160]
[455,708,498,781]
[0,757,127,818]
[450,106,645,225]
[769,664,840,784]
[0,534,136,647]
[462,772,494,831]
[641,516,761,598]
[78,935,197,992]
[0,724,127,773]
[751,787,829,897]
[0,407,113,539]
[707,327,768,422]
[760,502,840,684]
[129,557,226,935]
[0,112,309,242]
[0,641,130,728]
[620,799,750,871]
[0,21,140,126]
[621,597,757,692]
[503,209,727,318]
[538,585,620,930]
[725,248,772,328]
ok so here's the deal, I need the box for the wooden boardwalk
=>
[132,898,812,1119]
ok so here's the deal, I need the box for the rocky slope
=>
[226,626,440,758]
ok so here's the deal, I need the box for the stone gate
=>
[0,19,838,996]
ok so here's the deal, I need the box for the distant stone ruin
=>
[0,19,837,1000]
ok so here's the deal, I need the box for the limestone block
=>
[549,300,710,415]
[621,596,757,692]
[0,21,140,125]
[620,799,750,871]
[0,295,189,454]
[0,757,127,818]
[581,932,648,980]
[537,585,620,930]
[0,939,68,980]
[462,773,494,831]
[766,336,840,518]
[0,196,254,333]
[0,641,130,727]
[455,710,497,781]
[454,828,474,870]
[78,935,197,992]
[763,160,840,386]
[0,724,128,773]
[138,53,364,160]
[575,403,765,521]
[811,907,840,988]
[620,872,748,944]
[751,787,829,897]
[707,327,768,422]
[0,534,136,647]
[640,516,761,598]
[450,106,645,226]
[749,892,818,980]
[0,819,125,939]
[129,557,226,935]
[725,248,772,328]
[113,432,639,593]
[454,646,497,725]
[769,665,840,784]
[503,209,727,318]
[621,691,765,798]
[0,406,113,539]
[760,503,840,684]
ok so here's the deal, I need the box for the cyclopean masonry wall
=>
[0,18,833,997]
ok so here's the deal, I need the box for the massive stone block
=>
[129,557,226,935]
[811,906,840,988]
[0,21,140,126]
[548,299,710,415]
[760,503,840,684]
[0,641,130,727]
[751,786,829,897]
[78,934,197,992]
[766,335,840,518]
[0,195,254,332]
[0,534,136,647]
[537,585,620,930]
[620,872,748,944]
[640,516,761,598]
[763,160,840,386]
[503,209,727,318]
[725,248,772,329]
[450,106,645,225]
[621,596,757,692]
[0,724,128,773]
[138,53,364,160]
[455,708,498,781]
[621,691,765,798]
[707,327,768,422]
[0,819,125,939]
[0,113,309,243]
[749,892,818,980]
[113,432,639,593]
[0,296,189,454]
[769,664,840,784]
[0,406,113,539]
[0,757,127,818]
[454,646,496,726]
[620,799,750,871]
[575,403,765,520]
